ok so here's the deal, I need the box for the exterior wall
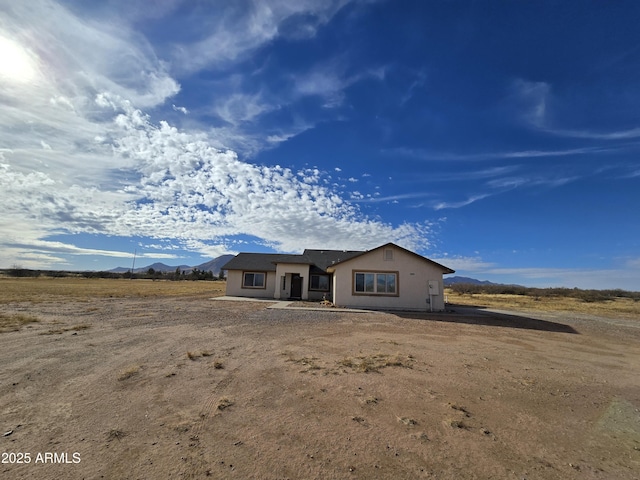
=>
[225,270,277,299]
[274,263,310,300]
[331,246,447,311]
[307,289,330,301]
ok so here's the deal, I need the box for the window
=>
[243,272,266,288]
[310,274,330,291]
[354,271,398,295]
[384,248,394,261]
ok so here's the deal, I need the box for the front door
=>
[290,274,302,299]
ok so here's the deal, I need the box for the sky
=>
[1,0,639,290]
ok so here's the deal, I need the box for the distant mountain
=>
[109,254,234,274]
[444,276,498,286]
[109,262,191,274]
[193,255,234,275]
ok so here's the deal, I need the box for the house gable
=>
[326,242,454,274]
[328,243,454,311]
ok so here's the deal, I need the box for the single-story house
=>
[221,243,455,311]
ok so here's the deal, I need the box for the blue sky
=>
[1,1,639,289]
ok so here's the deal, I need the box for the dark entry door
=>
[291,274,302,299]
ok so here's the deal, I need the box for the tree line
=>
[2,267,224,281]
[446,283,640,303]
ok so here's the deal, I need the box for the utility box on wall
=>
[428,280,440,295]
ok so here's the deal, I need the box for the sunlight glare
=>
[0,36,38,83]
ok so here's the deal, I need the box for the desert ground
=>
[0,278,639,479]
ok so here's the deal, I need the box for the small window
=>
[243,272,266,288]
[310,274,330,291]
[384,248,393,261]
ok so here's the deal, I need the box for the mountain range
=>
[109,254,234,274]
[443,276,497,286]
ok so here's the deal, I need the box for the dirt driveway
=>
[1,297,639,479]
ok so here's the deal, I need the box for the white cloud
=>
[0,0,435,269]
[544,127,640,140]
[511,78,640,141]
[511,79,549,128]
[432,194,490,210]
[214,92,276,126]
[52,99,431,253]
[431,256,495,272]
[625,257,640,269]
[433,254,640,290]
[292,57,387,108]
[385,146,614,162]
[482,267,640,290]
[172,104,189,115]
[171,0,352,75]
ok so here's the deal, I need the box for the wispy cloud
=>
[430,256,495,272]
[432,194,490,210]
[352,192,434,203]
[544,127,640,140]
[510,79,549,128]
[292,56,388,108]
[511,78,640,141]
[170,0,353,75]
[384,146,615,162]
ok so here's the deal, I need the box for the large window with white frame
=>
[243,272,266,288]
[353,271,398,295]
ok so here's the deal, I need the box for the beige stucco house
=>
[221,243,454,311]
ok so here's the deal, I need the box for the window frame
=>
[352,270,399,296]
[242,271,267,289]
[309,274,330,292]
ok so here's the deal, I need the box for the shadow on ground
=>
[394,304,579,334]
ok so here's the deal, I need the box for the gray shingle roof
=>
[302,249,364,271]
[221,243,454,274]
[221,249,364,273]
[221,253,294,272]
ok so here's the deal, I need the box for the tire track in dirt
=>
[178,334,262,479]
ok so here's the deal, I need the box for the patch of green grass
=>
[0,313,39,333]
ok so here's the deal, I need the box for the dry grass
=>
[446,289,640,320]
[339,353,414,373]
[186,351,199,361]
[118,365,141,381]
[0,278,226,303]
[213,360,224,369]
[217,397,234,410]
[282,351,323,372]
[187,350,216,361]
[0,313,39,333]
[40,324,91,335]
[106,429,127,441]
